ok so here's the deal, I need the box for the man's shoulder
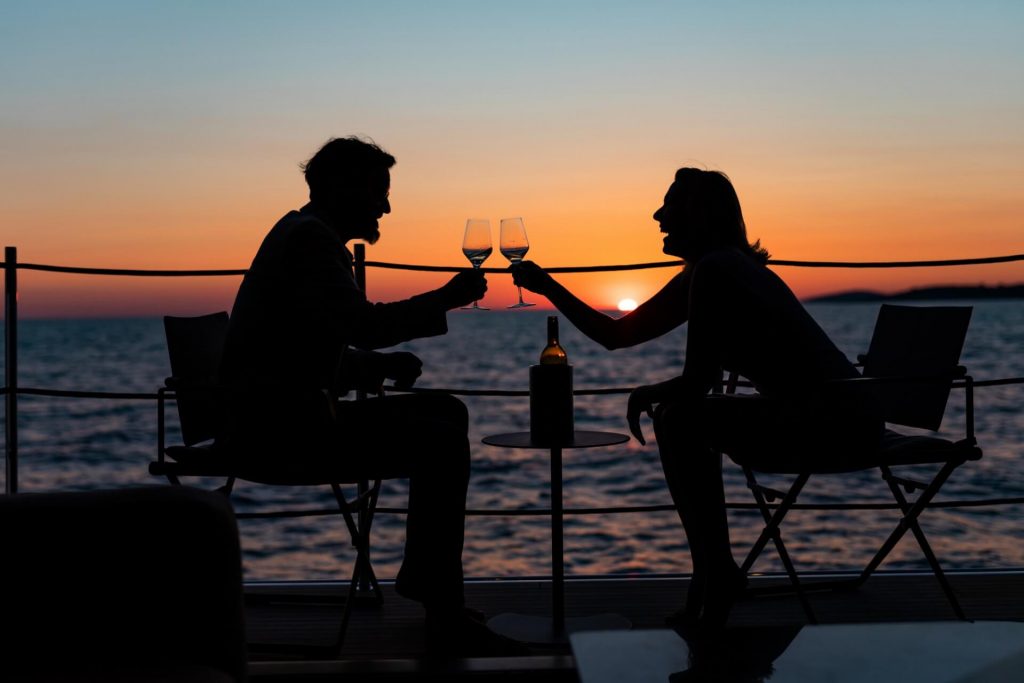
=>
[264,209,347,254]
[272,208,332,236]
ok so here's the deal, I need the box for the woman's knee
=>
[653,400,694,442]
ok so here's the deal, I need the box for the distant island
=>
[807,283,1024,303]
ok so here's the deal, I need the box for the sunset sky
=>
[2,1,1022,318]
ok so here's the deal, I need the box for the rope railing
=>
[3,376,1023,522]
[3,252,1024,276]
[3,244,1023,526]
[3,376,1022,401]
[230,496,1024,522]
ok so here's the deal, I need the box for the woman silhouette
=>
[513,168,882,629]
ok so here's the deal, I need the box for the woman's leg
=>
[654,399,741,624]
[655,395,765,626]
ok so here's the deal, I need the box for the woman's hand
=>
[626,384,659,445]
[511,261,554,296]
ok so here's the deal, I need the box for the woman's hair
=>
[673,168,770,263]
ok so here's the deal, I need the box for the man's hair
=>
[300,136,396,202]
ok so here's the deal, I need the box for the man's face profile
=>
[332,169,391,244]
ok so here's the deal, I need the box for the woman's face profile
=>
[654,182,692,259]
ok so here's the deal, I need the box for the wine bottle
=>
[539,316,568,365]
[531,316,574,445]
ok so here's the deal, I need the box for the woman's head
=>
[654,168,768,263]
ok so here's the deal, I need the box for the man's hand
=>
[381,351,423,390]
[511,261,553,295]
[439,269,488,309]
[626,384,658,445]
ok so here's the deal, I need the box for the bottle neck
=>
[540,316,568,364]
[547,317,559,345]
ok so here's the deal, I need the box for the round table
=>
[482,430,632,645]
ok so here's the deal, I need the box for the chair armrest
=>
[824,369,967,386]
[856,353,968,378]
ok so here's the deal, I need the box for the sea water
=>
[2,303,1023,581]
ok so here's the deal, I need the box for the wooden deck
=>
[244,570,1024,681]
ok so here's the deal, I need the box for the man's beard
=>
[362,227,380,245]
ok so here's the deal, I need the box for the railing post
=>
[353,243,366,293]
[4,246,19,494]
[351,242,373,593]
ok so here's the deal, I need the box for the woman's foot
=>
[697,563,748,631]
[665,572,706,628]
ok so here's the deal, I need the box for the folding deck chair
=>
[726,304,981,623]
[149,311,382,657]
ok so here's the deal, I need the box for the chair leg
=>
[741,470,817,624]
[328,481,384,657]
[863,463,968,620]
[331,483,382,598]
[354,479,383,599]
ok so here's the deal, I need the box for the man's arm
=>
[335,348,423,395]
[346,270,486,350]
[289,219,453,350]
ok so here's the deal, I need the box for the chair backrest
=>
[861,304,972,431]
[164,312,230,446]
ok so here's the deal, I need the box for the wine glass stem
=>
[473,263,482,308]
[517,286,525,305]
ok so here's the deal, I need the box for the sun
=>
[617,298,638,312]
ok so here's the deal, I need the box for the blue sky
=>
[2,1,1022,315]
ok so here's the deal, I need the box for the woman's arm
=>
[513,262,690,350]
[625,259,726,443]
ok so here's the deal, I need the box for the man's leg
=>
[334,393,527,655]
[391,394,470,610]
[335,393,470,610]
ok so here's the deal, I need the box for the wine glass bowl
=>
[461,218,492,310]
[500,217,535,308]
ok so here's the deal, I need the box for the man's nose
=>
[381,197,391,215]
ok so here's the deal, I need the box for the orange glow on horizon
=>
[4,155,1022,318]
[2,3,1021,319]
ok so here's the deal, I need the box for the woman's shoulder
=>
[690,247,761,278]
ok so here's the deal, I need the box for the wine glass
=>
[461,218,492,310]
[500,217,535,308]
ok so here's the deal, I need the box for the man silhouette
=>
[221,136,520,655]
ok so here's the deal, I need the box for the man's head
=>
[301,137,395,244]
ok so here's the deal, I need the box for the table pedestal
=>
[482,430,632,645]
